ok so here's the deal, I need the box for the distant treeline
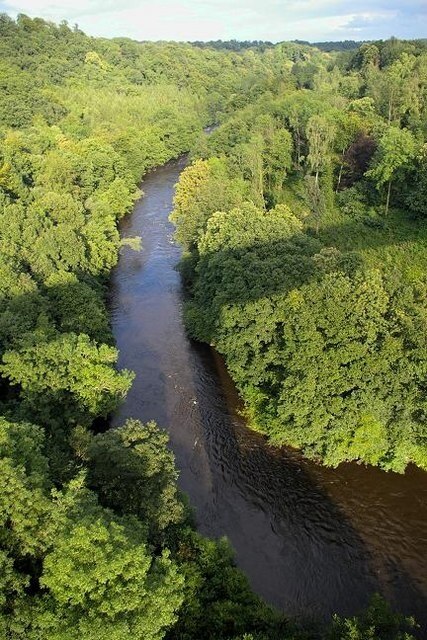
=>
[190,38,427,54]
[189,39,359,52]
[190,39,275,51]
[294,38,427,53]
[293,39,367,51]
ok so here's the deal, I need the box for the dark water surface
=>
[110,158,427,629]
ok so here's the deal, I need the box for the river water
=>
[110,157,427,629]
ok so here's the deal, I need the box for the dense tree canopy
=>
[0,13,297,640]
[171,34,427,474]
[0,13,422,640]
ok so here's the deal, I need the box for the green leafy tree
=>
[306,115,336,187]
[1,333,134,417]
[26,515,184,640]
[87,419,185,544]
[328,594,416,640]
[0,418,51,557]
[304,115,335,231]
[367,126,417,214]
[263,128,293,205]
[405,144,427,217]
[170,157,246,251]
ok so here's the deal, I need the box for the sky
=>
[0,0,425,42]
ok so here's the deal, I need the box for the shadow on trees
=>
[178,215,427,631]
[188,214,426,323]
[0,280,132,482]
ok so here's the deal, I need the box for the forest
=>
[0,12,424,640]
[173,37,427,474]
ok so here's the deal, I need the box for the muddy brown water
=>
[110,157,427,630]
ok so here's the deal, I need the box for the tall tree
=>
[306,115,336,187]
[367,126,417,215]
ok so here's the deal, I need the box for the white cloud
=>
[0,0,424,40]
[3,0,125,18]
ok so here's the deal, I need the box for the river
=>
[110,157,427,630]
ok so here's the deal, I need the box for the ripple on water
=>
[109,158,427,633]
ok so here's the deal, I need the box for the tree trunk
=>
[385,179,392,215]
[388,90,394,125]
[258,160,264,209]
[336,148,345,193]
[296,131,301,165]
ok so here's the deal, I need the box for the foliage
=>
[327,593,417,640]
[33,514,184,640]
[0,418,185,640]
[87,420,186,544]
[0,14,423,639]
[404,144,427,217]
[366,126,417,214]
[170,157,246,250]
[171,36,427,475]
[181,197,427,471]
[1,333,134,417]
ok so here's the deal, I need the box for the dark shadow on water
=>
[190,343,427,632]
[107,157,427,633]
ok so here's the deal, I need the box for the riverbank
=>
[109,158,427,630]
